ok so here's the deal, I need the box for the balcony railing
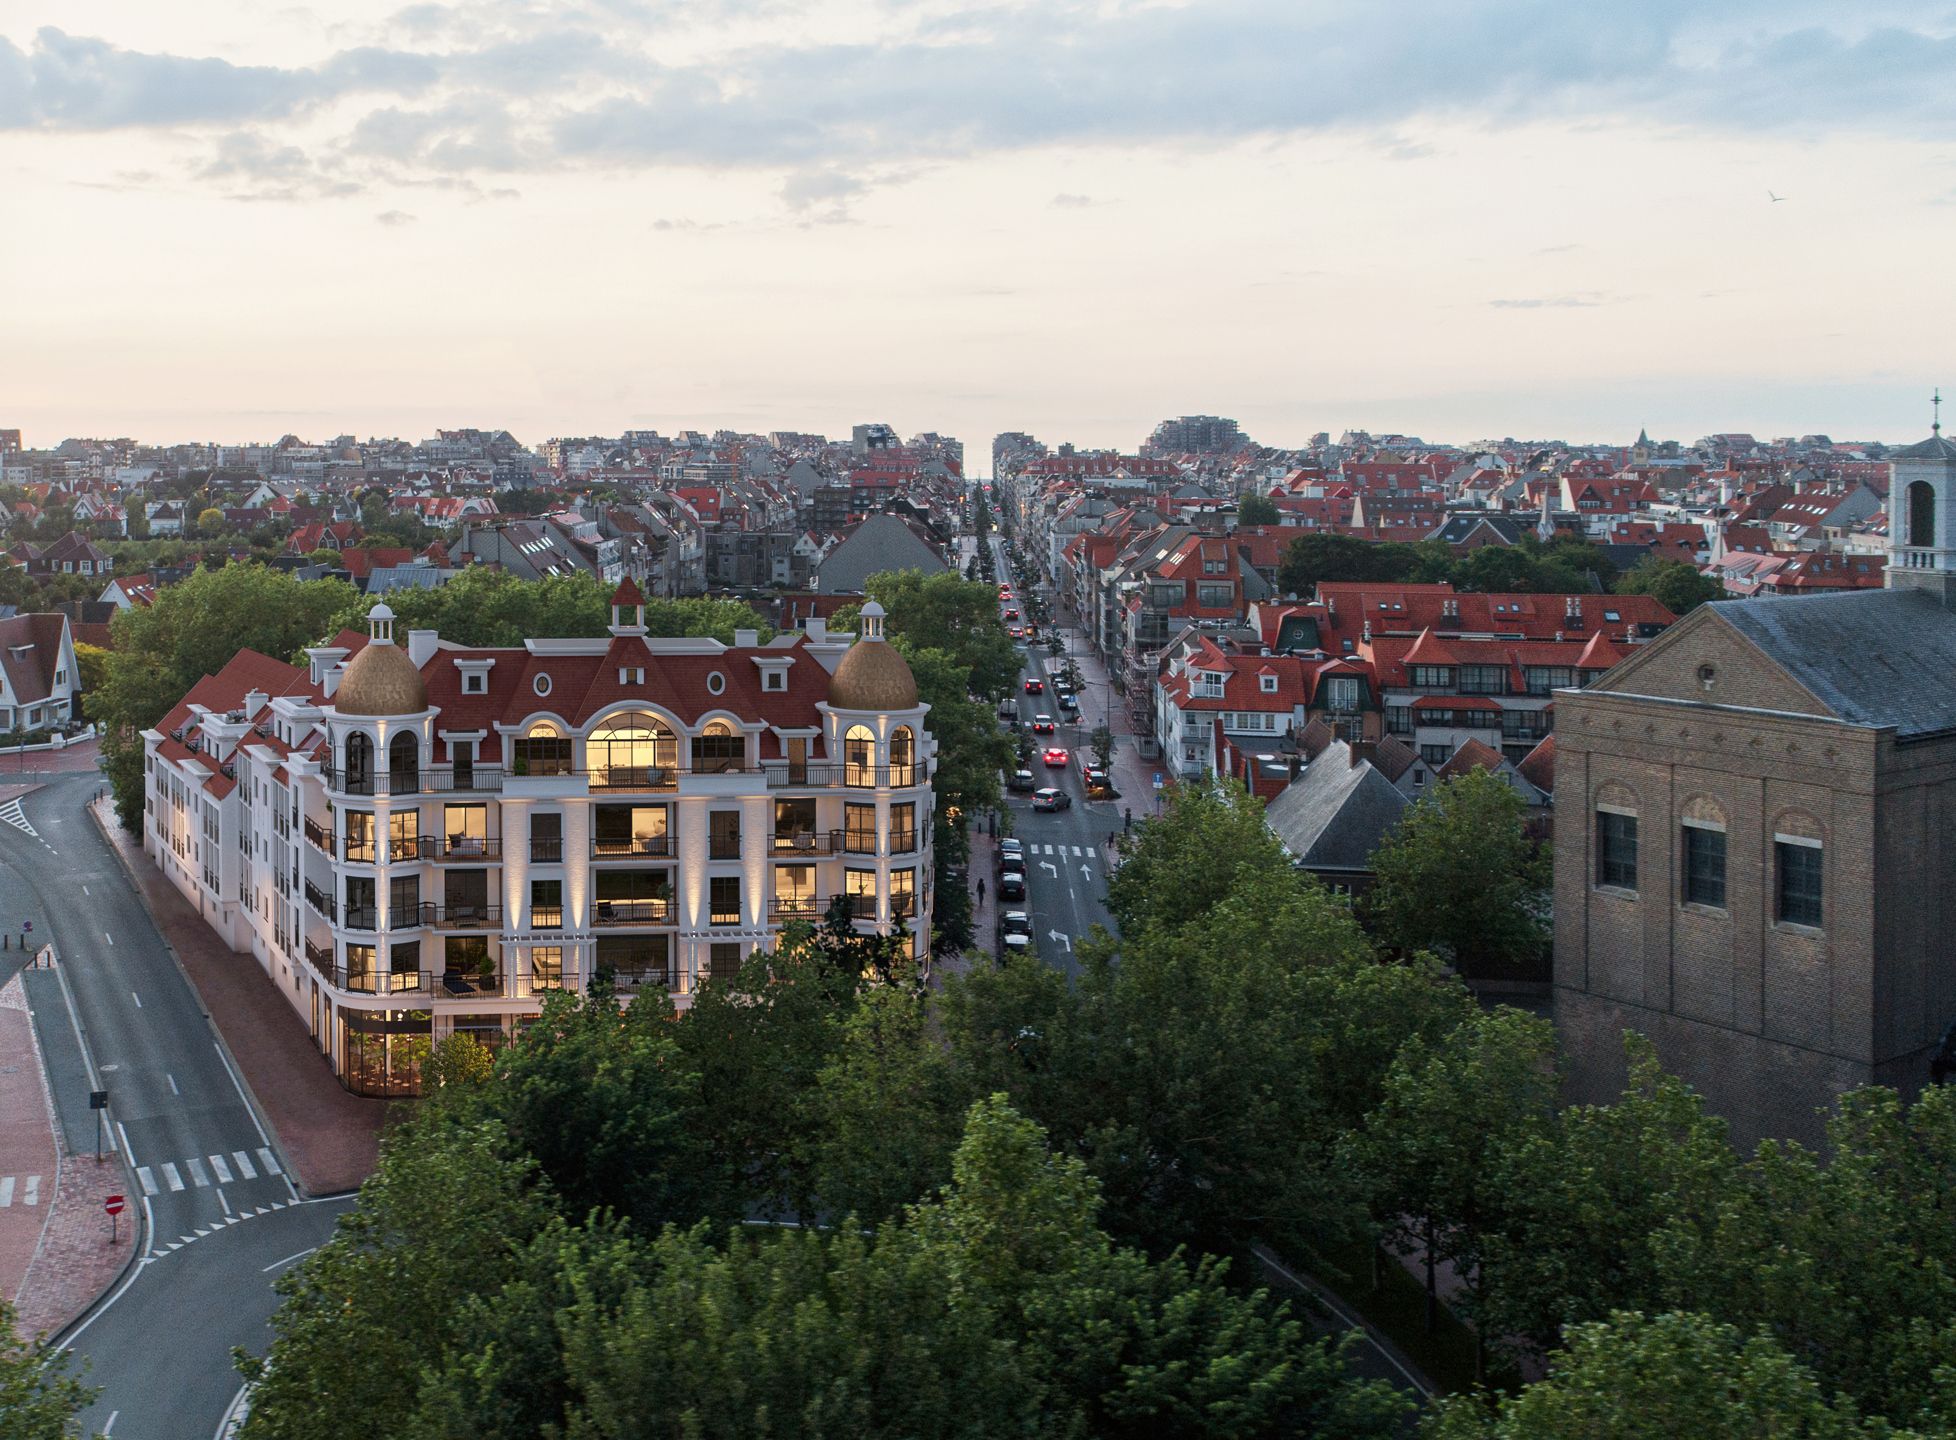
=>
[591,834,672,859]
[343,905,378,932]
[431,903,501,930]
[769,900,824,923]
[302,816,334,856]
[591,899,673,926]
[428,835,500,863]
[770,829,841,855]
[762,763,924,790]
[596,967,670,995]
[304,881,336,923]
[437,968,507,999]
[322,764,506,796]
[583,765,679,792]
[841,894,877,919]
[530,839,564,863]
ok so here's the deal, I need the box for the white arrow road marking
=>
[1039,861,1058,876]
[1080,865,1094,880]
[1046,930,1073,952]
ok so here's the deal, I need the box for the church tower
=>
[1632,426,1651,466]
[1887,389,1956,608]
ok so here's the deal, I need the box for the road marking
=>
[81,885,87,896]
[102,1410,117,1436]
[0,1178,11,1206]
[130,991,141,1009]
[167,1072,178,1096]
[23,1175,38,1205]
[218,1188,233,1218]
[263,1246,318,1274]
[136,1166,158,1196]
[257,1146,281,1176]
[186,1156,210,1187]
[232,1150,257,1179]
[0,798,38,837]
[161,1162,184,1192]
[104,931,113,946]
[209,1153,234,1184]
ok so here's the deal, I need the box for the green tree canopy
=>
[1278,534,1454,597]
[0,1300,98,1440]
[1615,555,1722,615]
[1237,493,1281,526]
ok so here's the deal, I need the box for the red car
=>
[1024,678,1044,694]
[1042,747,1069,767]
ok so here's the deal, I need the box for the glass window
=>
[775,863,817,918]
[709,942,743,983]
[531,946,563,990]
[595,934,668,991]
[346,943,378,993]
[889,727,916,786]
[1776,841,1823,927]
[595,869,671,923]
[530,811,563,863]
[844,868,876,919]
[387,809,419,861]
[594,804,668,856]
[710,876,742,926]
[1682,824,1726,908]
[889,802,917,853]
[691,719,746,774]
[844,725,877,787]
[891,868,916,919]
[1596,811,1638,890]
[586,714,676,787]
[773,798,819,849]
[388,873,421,924]
[709,810,742,860]
[389,940,423,993]
[531,879,563,928]
[345,876,376,930]
[443,803,489,856]
[344,810,375,864]
[845,803,878,854]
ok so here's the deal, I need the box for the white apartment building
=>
[143,583,935,1095]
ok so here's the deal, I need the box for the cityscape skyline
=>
[4,3,1955,451]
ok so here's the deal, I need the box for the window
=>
[388,873,421,925]
[346,943,378,994]
[1420,744,1452,764]
[1776,837,1815,927]
[343,809,375,862]
[691,718,745,774]
[1459,664,1508,695]
[1260,673,1279,693]
[889,801,917,853]
[709,809,742,859]
[443,803,489,856]
[709,942,743,982]
[1411,666,1454,689]
[531,879,563,928]
[594,803,668,856]
[891,868,916,919]
[462,670,487,695]
[345,876,376,930]
[775,862,817,917]
[387,809,419,862]
[1909,479,1937,548]
[513,720,573,777]
[845,802,878,854]
[844,868,877,919]
[1596,810,1638,890]
[1196,582,1232,609]
[1385,705,1413,735]
[588,713,676,787]
[389,940,422,993]
[762,669,787,692]
[844,724,877,787]
[709,876,742,926]
[889,727,916,787]
[530,946,564,990]
[530,811,563,863]
[1682,822,1726,909]
[1325,676,1362,711]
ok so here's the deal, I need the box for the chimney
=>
[324,660,346,699]
[734,628,758,648]
[243,689,268,715]
[407,629,440,668]
[804,616,828,642]
[1348,740,1376,770]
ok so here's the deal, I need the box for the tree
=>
[1088,722,1112,772]
[833,569,1021,702]
[305,547,342,567]
[197,506,225,537]
[1238,494,1280,526]
[1617,556,1722,615]
[0,1300,98,1440]
[89,564,359,829]
[71,641,109,698]
[1107,778,1301,937]
[1278,534,1444,597]
[1428,1311,1902,1440]
[1366,768,1550,977]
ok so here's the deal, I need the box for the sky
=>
[4,1,1956,460]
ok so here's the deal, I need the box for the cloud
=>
[1489,293,1612,309]
[1051,192,1095,208]
[375,209,418,225]
[197,132,362,200]
[778,168,867,213]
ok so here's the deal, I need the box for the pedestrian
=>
[977,876,986,906]
[1123,807,1132,832]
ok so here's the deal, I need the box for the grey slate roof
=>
[1893,435,1956,462]
[1264,740,1408,871]
[1710,588,1956,737]
[814,514,948,594]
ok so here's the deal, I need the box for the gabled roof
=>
[1264,740,1408,871]
[1401,627,1456,666]
[1515,733,1556,795]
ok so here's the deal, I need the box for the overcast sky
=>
[3,1,1954,459]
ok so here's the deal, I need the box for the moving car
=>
[1004,607,1019,620]
[998,699,1016,719]
[1032,787,1072,812]
[1042,746,1069,767]
[1023,677,1044,694]
[1031,714,1055,735]
[1008,768,1036,792]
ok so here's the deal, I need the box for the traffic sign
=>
[104,1194,125,1216]
[1152,772,1163,790]
[88,1090,108,1109]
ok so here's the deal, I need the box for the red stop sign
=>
[104,1194,126,1216]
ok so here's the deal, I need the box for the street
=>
[0,773,355,1439]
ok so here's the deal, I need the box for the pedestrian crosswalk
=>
[0,798,37,838]
[136,1147,280,1196]
[1018,844,1100,857]
[0,1174,43,1206]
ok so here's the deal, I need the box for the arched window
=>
[589,713,677,790]
[888,726,916,787]
[388,732,420,795]
[691,718,746,774]
[843,724,877,788]
[512,719,572,778]
[1680,796,1728,910]
[1909,480,1937,549]
[344,732,374,794]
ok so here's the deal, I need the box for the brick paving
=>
[0,735,104,778]
[0,973,135,1341]
[90,798,385,1196]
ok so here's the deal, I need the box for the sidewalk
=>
[0,972,135,1340]
[90,798,385,1196]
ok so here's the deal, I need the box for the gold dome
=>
[336,604,429,716]
[829,602,918,711]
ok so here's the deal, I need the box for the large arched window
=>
[388,732,420,795]
[843,724,877,788]
[888,726,916,787]
[344,732,374,794]
[1909,480,1937,549]
[691,718,746,774]
[513,719,572,778]
[589,713,677,790]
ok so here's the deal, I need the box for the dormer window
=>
[762,670,786,692]
[1260,674,1278,693]
[618,666,645,686]
[462,672,486,695]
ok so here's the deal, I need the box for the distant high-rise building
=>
[0,429,20,459]
[1143,415,1247,456]
[852,423,899,457]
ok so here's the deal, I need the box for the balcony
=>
[596,967,670,996]
[530,839,564,864]
[769,899,825,923]
[303,881,336,923]
[431,904,502,931]
[761,763,924,790]
[591,899,673,927]
[591,834,672,860]
[322,764,506,797]
[437,968,508,999]
[770,828,842,855]
[841,894,877,920]
[583,765,679,793]
[302,816,334,856]
[427,835,501,863]
[343,905,378,932]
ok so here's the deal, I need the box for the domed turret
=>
[335,603,429,716]
[829,601,918,710]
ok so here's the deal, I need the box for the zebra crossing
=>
[149,1195,307,1261]
[135,1147,282,1197]
[0,1174,43,1206]
[0,797,37,838]
[1020,844,1094,857]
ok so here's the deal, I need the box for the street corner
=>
[14,1153,140,1341]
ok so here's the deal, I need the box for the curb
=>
[1251,1243,1438,1402]
[86,797,313,1200]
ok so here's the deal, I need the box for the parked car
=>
[1042,746,1069,767]
[1032,787,1072,812]
[1031,714,1055,735]
[998,910,1034,956]
[998,699,1016,719]
[1056,691,1080,715]
[997,837,1023,870]
[998,870,1027,900]
[1008,768,1036,792]
[1023,677,1044,694]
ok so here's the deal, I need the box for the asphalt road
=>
[0,773,356,1439]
